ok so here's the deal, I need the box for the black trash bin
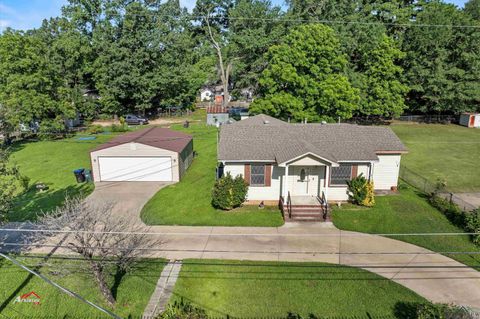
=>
[73,168,86,183]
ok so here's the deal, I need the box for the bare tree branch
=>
[38,197,163,305]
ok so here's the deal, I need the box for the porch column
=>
[283,165,289,199]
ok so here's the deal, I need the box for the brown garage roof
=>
[91,127,193,153]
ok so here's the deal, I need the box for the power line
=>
[1,227,478,237]
[78,11,480,29]
[0,252,122,319]
[2,242,480,256]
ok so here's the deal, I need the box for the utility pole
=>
[0,253,122,319]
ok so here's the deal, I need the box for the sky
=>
[0,0,470,32]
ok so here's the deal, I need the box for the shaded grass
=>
[0,256,166,318]
[170,259,426,318]
[8,134,115,221]
[391,123,480,192]
[332,186,480,269]
[141,123,284,227]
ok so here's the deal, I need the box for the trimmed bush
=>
[347,174,375,207]
[211,173,248,210]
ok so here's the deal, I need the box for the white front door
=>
[293,167,310,195]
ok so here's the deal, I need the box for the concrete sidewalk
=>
[28,222,480,309]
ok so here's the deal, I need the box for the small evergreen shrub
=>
[211,173,248,210]
[347,174,375,207]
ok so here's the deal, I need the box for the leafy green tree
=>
[0,30,69,138]
[465,0,480,20]
[0,149,28,224]
[251,24,359,122]
[357,35,408,117]
[402,1,480,113]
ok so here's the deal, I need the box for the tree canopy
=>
[0,0,479,130]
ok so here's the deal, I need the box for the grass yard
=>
[170,259,426,318]
[8,134,115,221]
[141,123,284,227]
[391,123,480,192]
[332,185,480,269]
[0,256,166,318]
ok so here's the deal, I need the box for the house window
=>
[250,165,265,186]
[330,164,352,186]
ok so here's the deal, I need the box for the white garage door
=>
[98,157,172,182]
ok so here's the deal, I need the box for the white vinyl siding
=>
[372,155,401,190]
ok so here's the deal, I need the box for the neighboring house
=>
[218,115,407,208]
[90,127,193,182]
[200,87,214,101]
[459,113,480,128]
[206,106,230,126]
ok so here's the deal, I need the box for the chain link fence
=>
[399,166,477,212]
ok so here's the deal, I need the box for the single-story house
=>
[218,114,407,206]
[206,106,230,126]
[459,113,480,128]
[90,127,193,182]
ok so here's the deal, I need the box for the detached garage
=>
[90,127,193,182]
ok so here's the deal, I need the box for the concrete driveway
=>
[87,182,171,222]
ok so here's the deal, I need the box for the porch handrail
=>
[287,191,292,219]
[321,191,329,220]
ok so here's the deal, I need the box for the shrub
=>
[211,173,248,210]
[158,299,207,319]
[87,124,104,135]
[347,174,375,207]
[428,195,466,228]
[416,303,472,319]
[110,123,129,132]
[465,209,480,245]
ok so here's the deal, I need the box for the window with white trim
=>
[250,165,265,186]
[330,164,352,186]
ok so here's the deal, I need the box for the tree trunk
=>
[90,262,115,306]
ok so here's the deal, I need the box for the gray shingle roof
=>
[218,115,407,163]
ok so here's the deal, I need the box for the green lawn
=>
[8,134,115,221]
[0,256,166,318]
[141,123,284,227]
[391,123,480,192]
[332,185,480,269]
[170,259,426,318]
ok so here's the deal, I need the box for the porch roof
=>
[218,115,407,164]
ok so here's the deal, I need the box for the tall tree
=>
[250,24,359,122]
[357,35,408,117]
[402,1,480,113]
[465,0,480,21]
[0,149,28,224]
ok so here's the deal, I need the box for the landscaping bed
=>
[141,123,284,227]
[391,123,480,192]
[332,185,480,269]
[0,256,166,318]
[169,259,425,318]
